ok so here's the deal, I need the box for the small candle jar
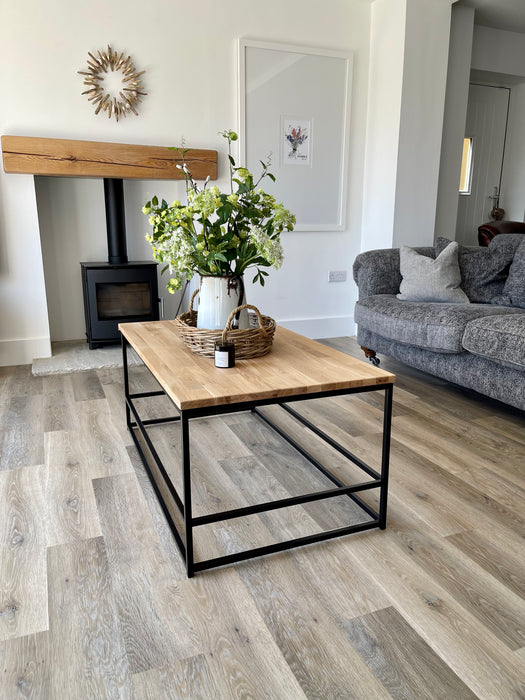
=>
[214,341,235,368]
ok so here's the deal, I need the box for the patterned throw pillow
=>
[491,237,525,308]
[397,242,469,303]
[435,236,519,303]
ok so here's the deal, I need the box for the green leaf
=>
[152,195,158,206]
[161,199,168,209]
[217,203,233,224]
[267,173,276,182]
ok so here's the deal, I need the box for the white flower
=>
[249,225,284,269]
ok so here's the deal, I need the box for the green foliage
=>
[143,130,295,292]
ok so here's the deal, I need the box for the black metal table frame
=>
[122,336,393,578]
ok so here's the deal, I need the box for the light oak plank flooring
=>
[92,473,199,672]
[0,631,50,699]
[47,537,131,698]
[132,654,219,700]
[341,606,477,699]
[41,374,77,433]
[44,431,102,547]
[0,465,48,641]
[0,337,523,699]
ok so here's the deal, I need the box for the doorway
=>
[455,83,510,245]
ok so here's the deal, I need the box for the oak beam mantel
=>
[1,135,218,180]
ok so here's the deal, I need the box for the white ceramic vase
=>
[196,275,249,330]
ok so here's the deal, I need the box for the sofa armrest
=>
[353,247,434,299]
[478,220,525,246]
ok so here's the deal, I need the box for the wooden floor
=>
[0,336,524,699]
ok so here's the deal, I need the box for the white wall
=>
[361,0,406,251]
[501,81,525,221]
[0,175,51,362]
[0,0,372,364]
[434,5,475,240]
[393,0,452,247]
[471,25,525,77]
[362,0,453,252]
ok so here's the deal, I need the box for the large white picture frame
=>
[238,39,353,232]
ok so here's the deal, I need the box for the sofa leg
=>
[361,346,380,366]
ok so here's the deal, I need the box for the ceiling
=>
[456,0,525,34]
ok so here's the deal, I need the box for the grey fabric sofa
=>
[353,235,525,411]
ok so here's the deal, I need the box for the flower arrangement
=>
[143,130,295,293]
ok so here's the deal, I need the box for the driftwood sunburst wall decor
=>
[78,45,147,122]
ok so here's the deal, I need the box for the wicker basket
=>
[174,290,276,359]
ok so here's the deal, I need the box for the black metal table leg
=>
[121,335,131,429]
[181,412,194,577]
[379,383,393,529]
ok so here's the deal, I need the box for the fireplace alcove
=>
[1,135,217,351]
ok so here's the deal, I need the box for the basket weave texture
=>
[174,290,276,359]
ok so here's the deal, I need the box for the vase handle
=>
[222,304,266,342]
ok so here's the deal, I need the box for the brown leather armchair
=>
[478,220,525,246]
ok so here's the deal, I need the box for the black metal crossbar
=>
[252,405,380,521]
[130,416,181,427]
[130,390,166,399]
[192,519,380,574]
[121,335,393,577]
[277,403,381,480]
[127,419,187,557]
[192,479,379,527]
[125,389,185,516]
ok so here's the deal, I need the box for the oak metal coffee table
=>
[119,321,395,577]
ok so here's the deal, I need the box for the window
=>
[459,137,473,194]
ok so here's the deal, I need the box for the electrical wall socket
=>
[328,270,347,283]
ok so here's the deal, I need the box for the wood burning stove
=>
[81,178,160,348]
[81,261,159,348]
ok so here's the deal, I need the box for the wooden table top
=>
[119,321,395,411]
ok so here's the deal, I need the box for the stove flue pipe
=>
[104,178,128,264]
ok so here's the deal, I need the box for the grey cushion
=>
[353,247,435,299]
[397,242,469,303]
[435,235,519,302]
[462,314,525,370]
[355,294,525,353]
[491,238,525,309]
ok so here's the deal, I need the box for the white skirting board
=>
[0,336,52,367]
[277,315,355,339]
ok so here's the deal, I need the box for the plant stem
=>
[228,136,234,194]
